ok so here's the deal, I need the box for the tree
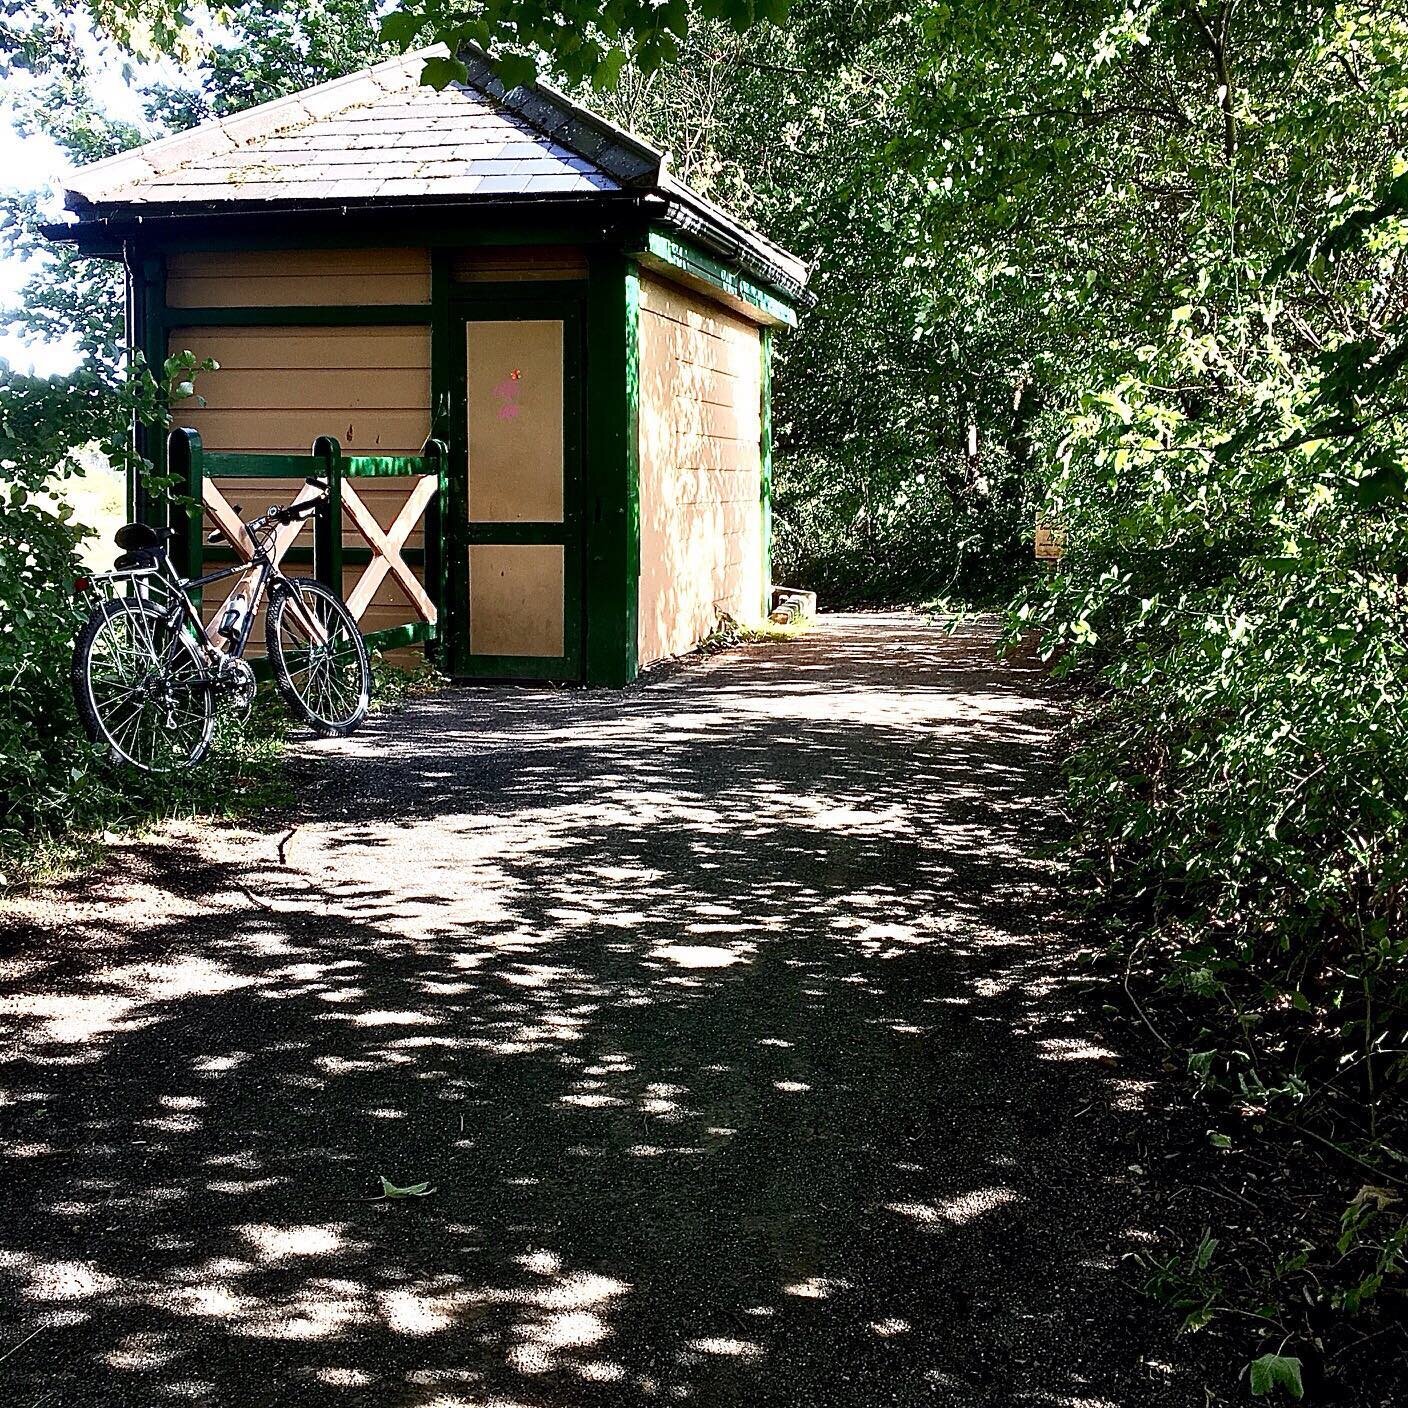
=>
[143,0,386,128]
[1,1,199,75]
[379,0,790,91]
[578,3,1030,600]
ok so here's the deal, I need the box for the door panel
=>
[466,320,564,523]
[449,292,583,680]
[469,544,565,657]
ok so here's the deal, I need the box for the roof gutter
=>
[656,197,815,310]
[45,192,815,311]
[42,189,655,249]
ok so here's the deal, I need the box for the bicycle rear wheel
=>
[72,597,215,771]
[265,577,371,737]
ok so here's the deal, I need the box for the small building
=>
[49,48,810,684]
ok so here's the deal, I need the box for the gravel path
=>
[0,613,1219,1406]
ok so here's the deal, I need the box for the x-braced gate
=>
[167,428,447,658]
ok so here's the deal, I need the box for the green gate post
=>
[167,427,204,604]
[312,435,344,597]
[422,437,449,658]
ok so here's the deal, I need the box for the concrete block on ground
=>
[770,586,817,619]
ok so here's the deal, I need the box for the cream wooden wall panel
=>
[186,409,430,455]
[166,248,431,307]
[173,326,429,369]
[637,272,764,668]
[190,368,427,410]
[171,325,431,456]
[650,397,761,443]
[666,463,763,493]
[656,363,750,410]
[649,321,758,379]
[640,277,758,341]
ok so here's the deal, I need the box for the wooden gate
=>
[167,428,446,659]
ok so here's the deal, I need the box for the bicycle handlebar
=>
[202,487,328,545]
[268,497,323,526]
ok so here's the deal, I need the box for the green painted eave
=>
[638,230,801,329]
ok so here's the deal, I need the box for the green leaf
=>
[378,12,424,49]
[1249,1354,1304,1399]
[419,56,468,91]
[379,1175,435,1198]
[1352,463,1407,506]
[496,53,540,90]
[662,0,690,38]
[591,47,630,91]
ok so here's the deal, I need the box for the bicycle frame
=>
[184,554,275,661]
[86,520,298,679]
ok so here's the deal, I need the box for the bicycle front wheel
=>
[72,597,215,772]
[266,577,371,737]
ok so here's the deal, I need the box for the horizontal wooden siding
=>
[637,272,764,666]
[166,247,431,307]
[169,315,433,644]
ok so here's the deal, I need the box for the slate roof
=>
[58,47,809,304]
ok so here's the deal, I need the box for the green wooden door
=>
[447,288,584,679]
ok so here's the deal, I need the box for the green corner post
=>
[130,250,168,528]
[584,251,640,686]
[760,326,774,618]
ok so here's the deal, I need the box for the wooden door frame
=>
[445,281,587,679]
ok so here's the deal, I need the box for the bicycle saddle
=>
[113,522,176,570]
[114,522,162,550]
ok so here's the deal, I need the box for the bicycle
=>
[71,477,372,772]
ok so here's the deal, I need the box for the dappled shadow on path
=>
[0,614,1205,1406]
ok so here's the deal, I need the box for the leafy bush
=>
[1,368,132,856]
[1014,235,1408,1120]
[0,353,270,876]
[1009,190,1408,1375]
[369,650,447,709]
[0,471,92,846]
[773,444,1029,605]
